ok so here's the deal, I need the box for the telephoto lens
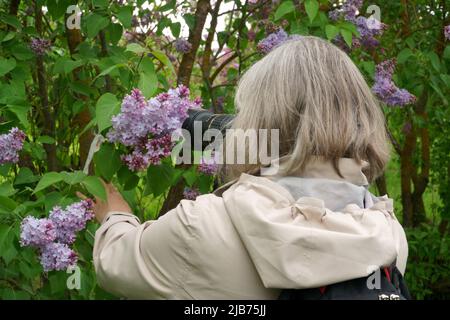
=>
[182,109,234,150]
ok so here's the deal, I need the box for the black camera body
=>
[182,109,234,150]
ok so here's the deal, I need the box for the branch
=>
[35,3,58,171]
[177,0,211,86]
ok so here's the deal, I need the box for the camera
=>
[182,109,234,150]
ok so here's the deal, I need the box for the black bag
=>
[279,264,411,300]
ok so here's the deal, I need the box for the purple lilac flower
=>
[329,0,386,50]
[198,154,219,175]
[20,199,94,272]
[174,38,192,54]
[257,29,301,54]
[372,59,416,107]
[20,217,57,248]
[183,187,201,200]
[445,25,450,41]
[30,37,51,56]
[39,242,78,272]
[0,127,26,165]
[49,199,94,244]
[108,86,202,171]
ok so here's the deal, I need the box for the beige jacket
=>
[93,158,408,299]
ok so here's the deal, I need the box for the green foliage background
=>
[0,0,449,299]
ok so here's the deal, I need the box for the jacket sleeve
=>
[93,199,201,299]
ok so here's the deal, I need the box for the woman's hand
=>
[77,180,131,223]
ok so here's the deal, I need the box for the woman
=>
[88,37,408,299]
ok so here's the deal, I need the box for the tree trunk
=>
[35,5,58,171]
[375,174,388,196]
[159,0,212,217]
[176,0,211,86]
[66,23,94,171]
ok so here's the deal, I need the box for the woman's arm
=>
[79,182,196,299]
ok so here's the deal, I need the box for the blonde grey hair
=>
[224,36,390,182]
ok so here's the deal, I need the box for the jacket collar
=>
[260,156,369,187]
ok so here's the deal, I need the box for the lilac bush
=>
[445,25,450,41]
[30,37,51,56]
[20,217,57,248]
[108,86,202,171]
[0,127,26,165]
[20,199,94,272]
[257,29,301,54]
[183,187,201,200]
[372,59,416,107]
[329,0,386,50]
[39,243,78,272]
[174,38,192,54]
[49,200,94,244]
[198,154,219,175]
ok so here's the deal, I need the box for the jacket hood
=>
[222,158,408,289]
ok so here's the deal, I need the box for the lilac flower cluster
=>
[445,25,450,41]
[108,86,202,171]
[257,29,301,54]
[0,127,26,165]
[183,187,200,200]
[30,37,51,56]
[198,154,219,175]
[20,199,94,272]
[372,59,416,107]
[329,0,386,50]
[174,38,192,54]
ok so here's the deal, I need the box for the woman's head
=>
[226,36,390,182]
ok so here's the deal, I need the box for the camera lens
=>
[182,109,234,150]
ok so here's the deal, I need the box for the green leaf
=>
[95,93,120,132]
[340,29,353,48]
[86,13,110,38]
[10,44,33,60]
[170,22,181,38]
[82,176,107,201]
[116,5,133,29]
[126,43,146,54]
[8,104,30,128]
[145,163,182,196]
[93,0,109,8]
[93,63,127,82]
[138,58,158,98]
[61,171,87,185]
[0,15,21,30]
[107,23,123,45]
[1,31,15,42]
[94,143,122,181]
[33,172,63,194]
[37,135,56,144]
[0,196,18,213]
[64,59,84,74]
[444,45,450,60]
[274,1,295,21]
[0,57,16,76]
[151,50,176,76]
[0,225,12,252]
[428,52,440,72]
[305,0,319,23]
[14,167,39,185]
[397,48,413,64]
[117,166,139,191]
[440,74,450,88]
[325,24,339,40]
[182,167,198,186]
[361,61,375,77]
[0,182,16,197]
[183,14,196,31]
